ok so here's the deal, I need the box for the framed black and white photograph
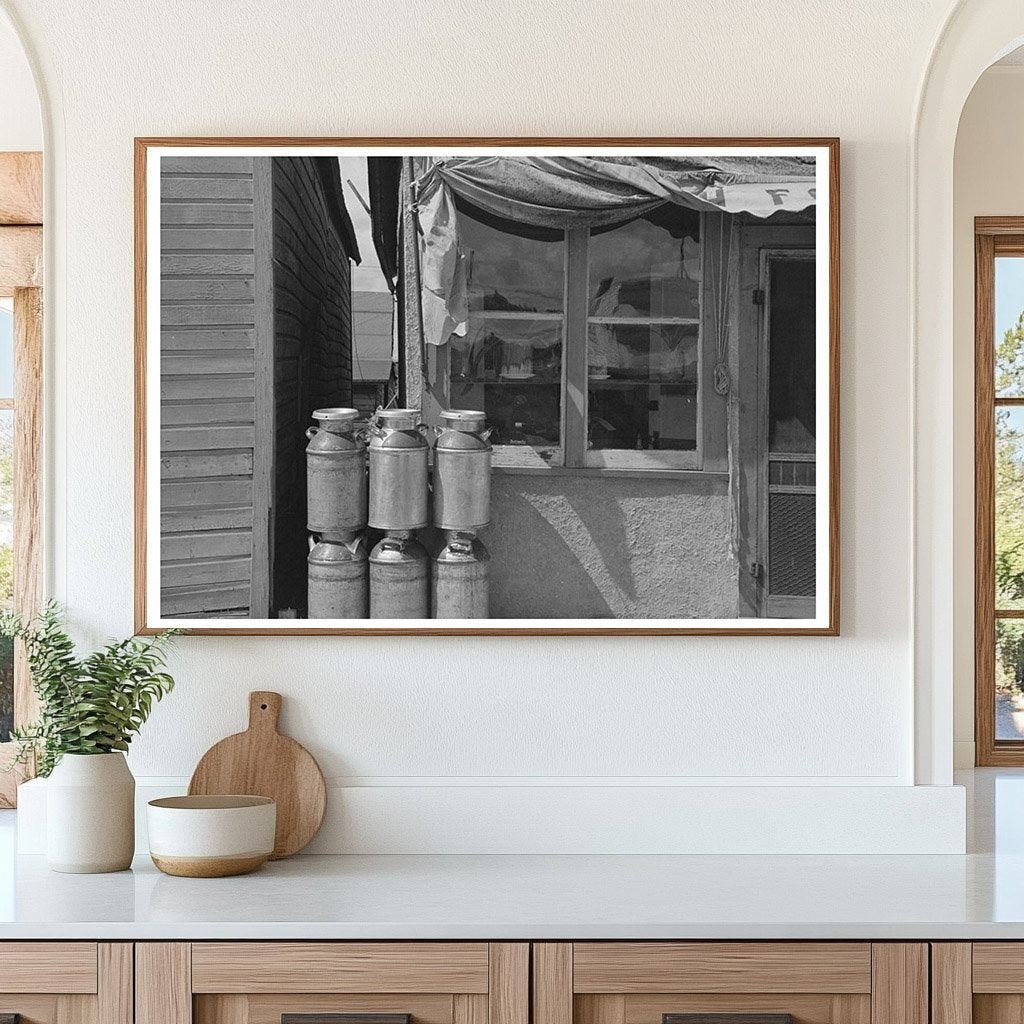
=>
[134,138,839,635]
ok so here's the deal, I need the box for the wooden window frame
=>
[975,216,1024,765]
[443,213,708,475]
[0,151,44,807]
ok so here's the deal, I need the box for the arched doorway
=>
[914,1,1024,784]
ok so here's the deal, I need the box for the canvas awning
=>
[411,154,817,346]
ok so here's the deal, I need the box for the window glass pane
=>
[451,203,565,456]
[997,619,1024,740]
[768,258,816,454]
[996,256,1024,397]
[0,304,12,399]
[0,408,12,742]
[997,406,1024,609]
[586,205,700,455]
[458,201,565,315]
[451,319,562,451]
[588,206,701,318]
[587,324,698,451]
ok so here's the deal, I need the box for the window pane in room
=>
[588,205,701,318]
[996,406,1024,610]
[586,323,698,451]
[0,305,12,400]
[0,405,13,742]
[995,256,1024,397]
[996,619,1024,740]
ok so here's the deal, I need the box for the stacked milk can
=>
[305,406,491,619]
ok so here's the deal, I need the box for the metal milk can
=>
[367,408,429,530]
[432,532,489,619]
[305,408,367,537]
[307,534,369,619]
[432,409,492,531]
[369,531,429,618]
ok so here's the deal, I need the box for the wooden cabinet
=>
[932,943,1024,1024]
[0,943,132,1024]
[136,944,528,1024]
[532,944,928,1024]
[0,938,954,1024]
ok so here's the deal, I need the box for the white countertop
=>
[0,849,1020,940]
[0,769,1021,941]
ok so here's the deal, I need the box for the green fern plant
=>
[0,603,181,777]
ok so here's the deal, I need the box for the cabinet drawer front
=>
[573,944,872,994]
[191,943,491,994]
[974,944,1024,992]
[0,943,98,994]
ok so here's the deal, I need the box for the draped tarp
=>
[411,154,817,346]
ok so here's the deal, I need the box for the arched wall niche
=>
[914,1,1024,785]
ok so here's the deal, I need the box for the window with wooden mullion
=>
[976,224,1024,763]
[448,199,704,472]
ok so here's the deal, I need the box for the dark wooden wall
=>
[270,157,354,615]
[159,156,272,619]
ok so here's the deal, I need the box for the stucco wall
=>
[485,474,735,618]
[0,0,994,850]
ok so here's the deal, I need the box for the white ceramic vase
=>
[46,752,135,873]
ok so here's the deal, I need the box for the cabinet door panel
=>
[141,942,526,1024]
[0,943,129,1024]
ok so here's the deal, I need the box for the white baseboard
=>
[17,777,967,856]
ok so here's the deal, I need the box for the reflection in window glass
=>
[996,256,1024,397]
[451,202,565,455]
[997,407,1024,610]
[588,206,701,318]
[459,201,564,315]
[586,206,700,453]
[0,405,12,742]
[997,620,1024,740]
[587,324,698,451]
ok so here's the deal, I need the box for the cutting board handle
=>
[248,691,282,734]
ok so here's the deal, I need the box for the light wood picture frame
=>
[135,137,840,635]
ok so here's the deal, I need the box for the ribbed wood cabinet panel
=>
[533,944,927,1024]
[0,943,131,1024]
[137,943,528,1024]
[938,943,1024,1024]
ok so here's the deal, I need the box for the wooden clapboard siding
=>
[158,154,269,619]
[269,156,355,615]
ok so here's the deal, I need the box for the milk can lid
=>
[313,407,360,423]
[440,409,487,431]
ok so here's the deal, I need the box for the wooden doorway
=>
[758,248,817,619]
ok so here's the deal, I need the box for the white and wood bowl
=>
[147,795,276,877]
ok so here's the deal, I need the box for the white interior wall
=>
[0,12,40,152]
[952,64,1024,767]
[0,0,983,852]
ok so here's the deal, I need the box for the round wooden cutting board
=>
[188,691,327,859]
